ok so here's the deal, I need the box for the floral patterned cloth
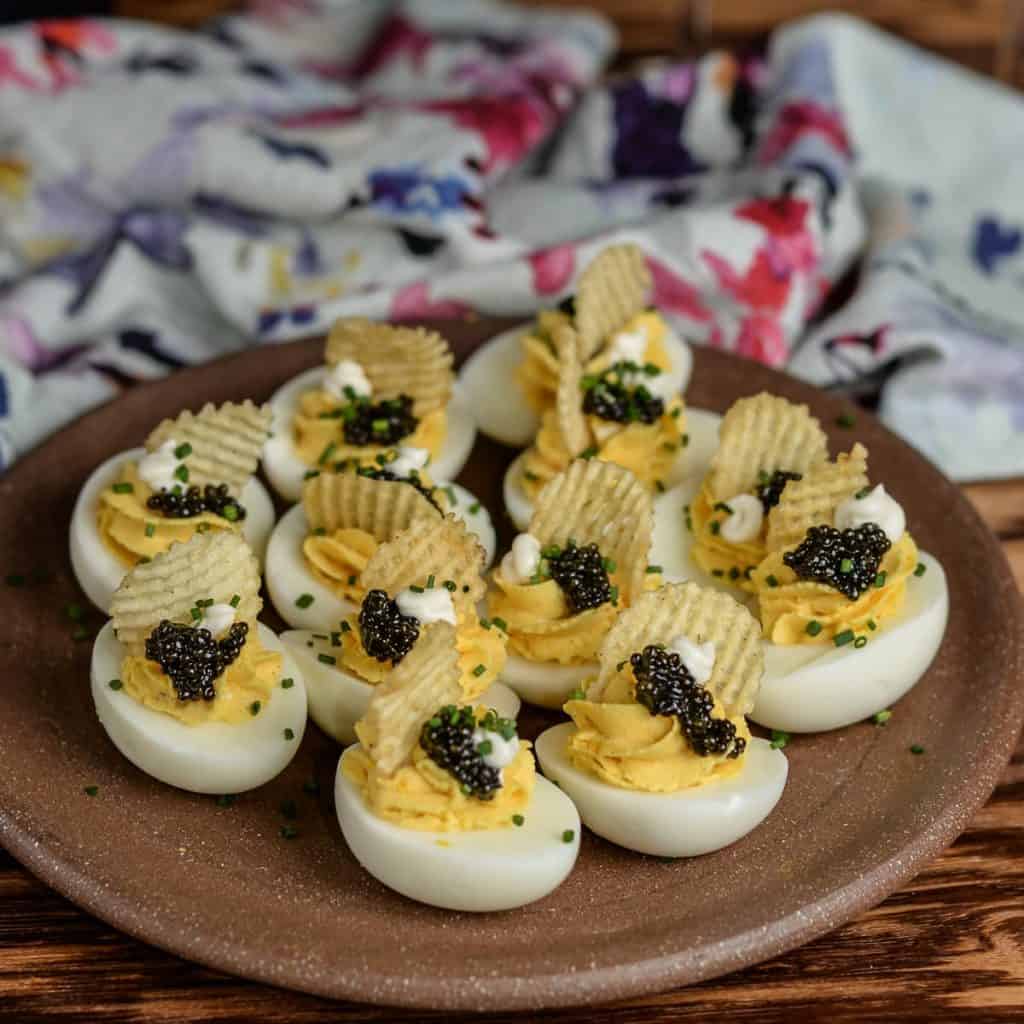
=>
[1,4,1021,479]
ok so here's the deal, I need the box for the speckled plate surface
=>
[0,320,1021,1012]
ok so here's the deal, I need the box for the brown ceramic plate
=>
[0,320,1021,1012]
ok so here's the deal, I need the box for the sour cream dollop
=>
[607,327,648,366]
[395,586,456,625]
[500,533,542,584]
[834,484,905,544]
[668,635,716,686]
[324,359,372,401]
[389,446,430,478]
[471,727,519,776]
[719,494,764,544]
[137,439,181,493]
[199,603,236,638]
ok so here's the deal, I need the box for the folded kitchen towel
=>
[0,2,1021,480]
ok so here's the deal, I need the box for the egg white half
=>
[536,723,788,858]
[459,321,693,448]
[751,551,949,733]
[500,653,596,711]
[502,406,711,533]
[263,366,477,503]
[335,748,580,911]
[281,630,521,745]
[70,447,275,614]
[91,621,307,794]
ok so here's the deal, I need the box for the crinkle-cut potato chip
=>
[552,321,591,457]
[146,400,271,495]
[574,243,651,361]
[530,459,652,605]
[707,393,828,502]
[355,622,462,776]
[302,469,439,539]
[593,582,763,718]
[110,532,262,652]
[765,443,870,555]
[325,318,453,417]
[360,514,486,608]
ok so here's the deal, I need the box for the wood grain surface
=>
[0,472,1021,1021]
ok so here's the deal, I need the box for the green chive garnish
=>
[318,442,337,466]
[427,574,435,588]
[839,558,853,574]
[873,571,887,588]
[709,520,720,535]
[249,701,261,716]
[867,618,877,631]
[472,663,486,678]
[873,709,892,726]
[295,593,314,609]
[646,565,662,574]
[280,824,299,839]
[805,620,822,637]
[512,814,525,827]
[914,562,927,577]
[766,574,779,588]
[561,829,575,844]
[174,442,192,459]
[230,594,241,608]
[910,744,925,755]
[770,730,790,750]
[833,629,855,647]
[174,464,189,483]
[284,728,295,741]
[112,482,134,494]
[318,653,336,665]
[144,522,156,537]
[216,795,235,808]
[836,412,856,428]
[108,679,122,690]
[281,677,294,689]
[854,636,868,648]
[83,785,99,797]
[491,617,507,632]
[468,502,480,515]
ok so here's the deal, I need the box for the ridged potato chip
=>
[592,582,763,717]
[530,459,653,605]
[325,318,453,417]
[355,622,462,776]
[302,468,440,539]
[707,393,828,502]
[574,243,651,361]
[765,444,869,555]
[146,400,271,495]
[110,531,262,651]
[360,514,486,609]
[552,321,591,457]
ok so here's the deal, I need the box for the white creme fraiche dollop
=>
[669,635,716,685]
[395,586,456,625]
[389,446,430,478]
[199,603,236,638]
[606,326,648,366]
[137,439,181,493]
[500,533,542,584]
[720,494,764,544]
[470,727,520,779]
[834,484,906,544]
[323,359,372,401]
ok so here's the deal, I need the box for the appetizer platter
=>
[0,246,1021,1012]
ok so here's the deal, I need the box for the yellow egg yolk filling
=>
[303,527,379,604]
[690,481,766,592]
[120,629,282,726]
[752,532,919,645]
[517,310,674,418]
[564,693,749,793]
[97,462,242,568]
[292,389,446,469]
[336,610,506,701]
[520,396,685,501]
[343,738,534,832]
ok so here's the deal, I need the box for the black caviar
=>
[548,541,612,613]
[632,644,745,759]
[358,589,420,664]
[145,620,249,702]
[355,463,442,514]
[783,523,891,600]
[581,362,664,425]
[420,705,515,800]
[755,470,803,514]
[146,483,246,521]
[557,294,576,317]
[341,394,418,447]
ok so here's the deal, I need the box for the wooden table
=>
[1,479,1021,1022]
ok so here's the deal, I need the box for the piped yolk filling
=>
[97,462,241,568]
[292,390,446,469]
[303,528,379,604]
[752,532,919,645]
[343,740,534,832]
[690,481,766,592]
[120,630,282,726]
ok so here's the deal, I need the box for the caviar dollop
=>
[548,541,613,614]
[755,469,803,514]
[632,644,745,759]
[358,588,420,664]
[581,361,664,425]
[420,706,516,800]
[146,483,246,522]
[144,619,249,701]
[328,394,418,447]
[783,523,891,600]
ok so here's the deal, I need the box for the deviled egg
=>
[70,400,275,613]
[460,243,692,447]
[93,531,307,794]
[336,622,579,911]
[488,459,661,709]
[263,317,476,503]
[536,582,788,857]
[266,449,495,631]
[283,514,519,743]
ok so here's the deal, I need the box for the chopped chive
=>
[523,469,539,482]
[914,562,927,577]
[71,625,89,641]
[766,574,779,588]
[249,701,261,716]
[646,565,662,574]
[302,779,320,796]
[609,584,620,605]
[769,730,790,750]
[833,629,855,647]
[281,677,294,689]
[283,728,295,741]
[409,584,424,594]
[836,412,856,428]
[711,569,724,578]
[174,442,192,460]
[280,799,298,820]
[472,663,486,678]
[312,527,327,536]
[443,580,457,592]
[4,573,26,587]
[805,620,822,637]
[682,433,690,446]
[66,602,84,621]
[874,571,887,589]
[108,678,123,690]
[477,739,493,756]
[873,709,892,726]
[661,442,678,452]
[910,744,925,755]
[579,446,598,460]
[83,785,99,797]
[468,502,480,515]
[655,479,665,493]
[512,814,525,827]
[318,441,337,466]
[318,653,336,665]
[839,558,853,574]
[709,520,720,535]
[728,567,740,580]
[303,469,320,480]
[221,505,239,523]
[173,464,189,483]
[347,575,357,586]
[280,824,299,839]
[295,593,314,609]
[713,502,733,514]
[855,486,871,499]
[340,620,351,633]
[867,618,877,631]
[145,522,156,538]
[427,574,435,588]
[491,617,508,632]
[854,635,868,648]
[230,594,241,608]
[215,794,235,808]
[331,631,341,647]
[112,482,134,494]
[602,557,617,573]
[561,829,575,844]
